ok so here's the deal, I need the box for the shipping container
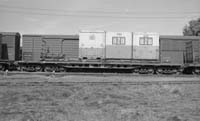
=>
[133,32,159,60]
[185,40,200,64]
[23,34,79,61]
[160,50,184,64]
[106,32,132,59]
[0,32,20,61]
[79,30,105,59]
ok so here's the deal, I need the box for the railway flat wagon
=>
[79,30,105,60]
[105,32,132,59]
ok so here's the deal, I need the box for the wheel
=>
[192,68,200,75]
[35,66,42,72]
[44,66,55,72]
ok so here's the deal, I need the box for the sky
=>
[0,0,199,35]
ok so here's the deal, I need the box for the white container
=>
[133,32,159,46]
[133,32,159,60]
[105,32,132,59]
[79,30,106,59]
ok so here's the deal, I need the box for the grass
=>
[0,76,199,121]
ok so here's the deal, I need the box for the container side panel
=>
[133,46,159,59]
[79,48,104,59]
[105,32,132,59]
[106,32,132,45]
[106,46,132,59]
[133,32,159,60]
[79,31,105,59]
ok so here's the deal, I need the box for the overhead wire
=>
[0,4,199,14]
[0,4,199,19]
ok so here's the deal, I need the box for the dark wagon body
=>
[159,35,200,65]
[0,32,21,61]
[185,40,200,63]
[0,32,21,70]
[22,34,79,62]
[21,34,79,72]
[185,39,200,74]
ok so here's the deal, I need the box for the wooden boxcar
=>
[23,34,79,62]
[185,39,200,74]
[0,32,20,61]
[159,35,200,65]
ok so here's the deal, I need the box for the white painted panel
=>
[106,32,132,46]
[133,32,159,46]
[79,31,105,48]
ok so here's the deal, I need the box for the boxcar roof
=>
[160,35,200,40]
[23,34,79,39]
[0,32,20,36]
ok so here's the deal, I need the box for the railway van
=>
[185,39,200,74]
[23,34,79,62]
[0,32,21,71]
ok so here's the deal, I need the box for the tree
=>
[183,17,200,36]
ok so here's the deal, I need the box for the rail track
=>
[0,71,199,77]
[0,72,199,86]
[0,80,199,86]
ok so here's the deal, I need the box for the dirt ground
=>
[0,75,199,121]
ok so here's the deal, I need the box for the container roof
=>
[79,30,105,33]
